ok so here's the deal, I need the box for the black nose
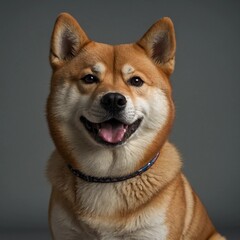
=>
[101,93,127,113]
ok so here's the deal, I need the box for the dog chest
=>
[50,188,169,240]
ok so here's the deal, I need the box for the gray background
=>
[0,0,239,239]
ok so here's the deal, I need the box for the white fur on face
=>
[81,93,138,125]
[51,82,81,122]
[92,62,106,74]
[122,64,135,76]
[126,88,169,148]
[137,88,169,130]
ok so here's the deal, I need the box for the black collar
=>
[68,152,160,183]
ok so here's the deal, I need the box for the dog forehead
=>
[82,43,148,70]
[113,44,155,72]
[80,42,114,68]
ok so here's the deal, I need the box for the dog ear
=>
[138,18,176,75]
[50,13,89,69]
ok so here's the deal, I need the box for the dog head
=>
[47,13,176,166]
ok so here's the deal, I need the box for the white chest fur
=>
[50,197,168,240]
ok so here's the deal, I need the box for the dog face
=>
[47,13,176,164]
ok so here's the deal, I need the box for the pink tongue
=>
[99,122,126,143]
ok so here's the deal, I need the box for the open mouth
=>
[80,116,142,146]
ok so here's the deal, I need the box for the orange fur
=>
[46,13,225,240]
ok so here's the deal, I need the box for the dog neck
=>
[67,152,160,183]
[47,141,182,215]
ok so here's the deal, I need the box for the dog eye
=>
[81,74,99,84]
[128,77,144,87]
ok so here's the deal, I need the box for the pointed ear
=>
[138,17,176,75]
[50,13,90,69]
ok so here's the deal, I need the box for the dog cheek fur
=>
[134,87,170,142]
[48,82,80,122]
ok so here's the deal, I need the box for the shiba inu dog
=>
[46,13,225,240]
